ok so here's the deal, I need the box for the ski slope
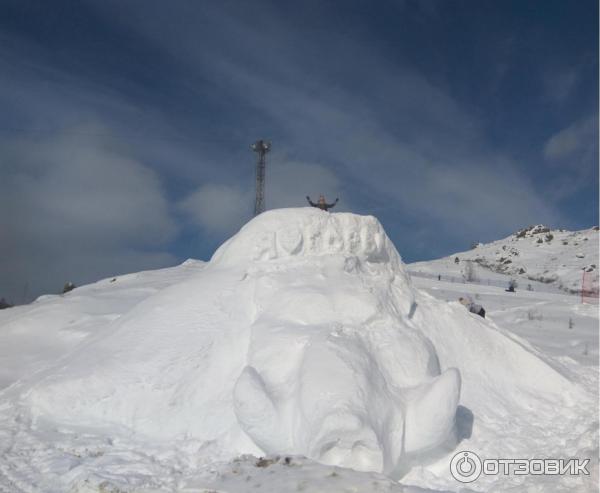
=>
[0,209,597,492]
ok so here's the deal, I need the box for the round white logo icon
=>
[450,451,482,483]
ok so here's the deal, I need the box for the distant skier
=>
[306,194,338,211]
[459,297,486,318]
[506,279,517,293]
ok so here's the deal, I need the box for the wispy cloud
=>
[542,68,580,104]
[197,27,561,238]
[544,116,597,163]
[178,158,343,236]
[179,183,253,236]
[0,125,178,301]
[542,115,598,201]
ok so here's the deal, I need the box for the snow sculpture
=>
[213,209,462,474]
[25,208,461,477]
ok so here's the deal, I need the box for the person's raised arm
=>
[306,196,317,207]
[326,198,339,208]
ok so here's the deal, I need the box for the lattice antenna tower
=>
[251,139,271,215]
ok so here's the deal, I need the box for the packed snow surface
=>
[0,209,596,492]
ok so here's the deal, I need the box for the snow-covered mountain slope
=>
[0,259,206,390]
[410,225,599,293]
[406,274,598,492]
[0,209,595,492]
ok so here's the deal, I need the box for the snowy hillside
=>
[410,225,599,294]
[0,209,596,492]
[0,260,206,391]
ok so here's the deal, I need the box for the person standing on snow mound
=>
[459,297,486,318]
[306,194,339,211]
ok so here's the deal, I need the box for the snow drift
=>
[3,208,588,489]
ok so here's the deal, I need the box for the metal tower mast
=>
[251,139,271,215]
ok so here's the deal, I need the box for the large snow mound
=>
[1,208,592,491]
[21,209,460,476]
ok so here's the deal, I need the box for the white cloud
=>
[541,116,598,200]
[178,159,344,236]
[0,125,178,301]
[178,183,253,235]
[543,69,580,104]
[543,116,597,162]
[420,158,558,231]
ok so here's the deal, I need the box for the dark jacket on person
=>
[459,297,486,318]
[467,302,486,318]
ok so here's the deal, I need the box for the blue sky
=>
[1,0,597,301]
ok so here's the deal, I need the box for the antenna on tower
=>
[251,139,271,216]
